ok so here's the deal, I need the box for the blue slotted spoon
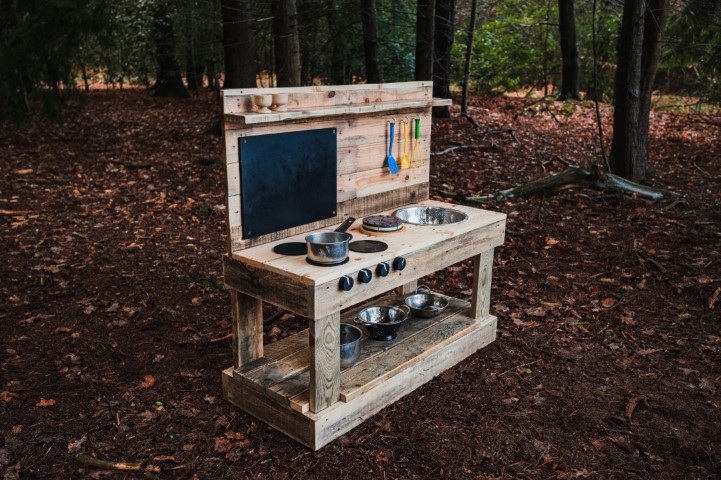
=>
[387,121,399,174]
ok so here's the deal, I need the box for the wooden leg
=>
[470,249,495,320]
[309,311,341,413]
[231,290,263,368]
[395,279,418,296]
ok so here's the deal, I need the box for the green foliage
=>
[455,0,621,99]
[0,0,109,123]
[376,0,416,82]
[662,1,721,103]
[454,0,560,94]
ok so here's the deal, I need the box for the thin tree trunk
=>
[221,0,256,89]
[610,0,668,180]
[152,2,189,98]
[461,0,477,115]
[433,0,455,118]
[361,0,383,83]
[638,0,669,175]
[415,0,434,81]
[272,0,301,87]
[558,0,580,99]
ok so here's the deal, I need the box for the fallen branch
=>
[76,454,164,480]
[441,165,674,203]
[431,145,500,157]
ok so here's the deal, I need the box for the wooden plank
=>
[309,220,506,318]
[241,348,310,394]
[227,183,429,253]
[396,280,418,296]
[471,249,495,320]
[339,313,475,402]
[309,312,341,413]
[222,82,433,115]
[233,328,308,377]
[225,100,433,126]
[222,368,315,448]
[284,295,467,412]
[223,255,314,314]
[230,291,263,368]
[309,316,497,449]
[337,164,430,203]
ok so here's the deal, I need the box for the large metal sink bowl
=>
[392,206,468,226]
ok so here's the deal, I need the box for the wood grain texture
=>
[309,312,340,413]
[308,315,497,448]
[231,291,263,368]
[223,254,313,313]
[222,368,315,447]
[471,249,495,320]
[227,183,428,253]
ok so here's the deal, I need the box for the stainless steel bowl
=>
[354,305,410,341]
[393,206,468,225]
[404,287,449,318]
[340,323,362,369]
[305,231,351,264]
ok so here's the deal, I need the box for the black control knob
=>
[358,269,373,283]
[376,262,390,277]
[339,275,354,291]
[392,256,407,271]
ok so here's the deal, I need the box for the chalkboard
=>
[239,128,337,239]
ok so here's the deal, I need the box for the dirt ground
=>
[1,89,720,479]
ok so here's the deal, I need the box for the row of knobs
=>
[338,257,406,291]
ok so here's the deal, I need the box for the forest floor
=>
[1,89,720,480]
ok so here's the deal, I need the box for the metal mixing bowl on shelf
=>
[404,286,449,318]
[353,305,410,341]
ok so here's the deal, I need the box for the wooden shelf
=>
[222,291,497,449]
[224,98,451,126]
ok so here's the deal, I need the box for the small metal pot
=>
[354,305,410,341]
[404,286,449,318]
[340,323,362,369]
[305,217,355,265]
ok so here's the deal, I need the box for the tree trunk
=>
[610,0,668,180]
[272,0,301,87]
[558,0,580,100]
[461,0,477,115]
[221,0,256,89]
[433,0,455,118]
[361,0,383,83]
[415,0,434,81]
[152,2,189,98]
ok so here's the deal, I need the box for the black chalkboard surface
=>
[239,128,337,239]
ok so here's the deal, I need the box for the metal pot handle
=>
[353,316,365,325]
[416,285,432,294]
[396,305,411,316]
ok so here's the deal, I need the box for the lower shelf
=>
[222,293,497,450]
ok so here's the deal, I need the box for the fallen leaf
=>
[525,306,547,317]
[637,348,660,356]
[502,397,519,404]
[1,391,18,402]
[15,169,33,175]
[545,237,559,245]
[373,450,392,463]
[83,305,96,315]
[620,315,636,325]
[601,298,616,308]
[214,436,232,453]
[67,434,87,453]
[440,370,456,382]
[36,399,56,407]
[140,375,156,388]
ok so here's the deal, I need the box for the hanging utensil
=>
[386,121,399,174]
[412,117,421,166]
[400,119,411,169]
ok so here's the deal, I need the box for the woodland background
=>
[1,1,721,479]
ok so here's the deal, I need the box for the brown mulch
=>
[1,89,720,479]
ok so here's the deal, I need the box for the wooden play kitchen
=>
[220,81,506,449]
